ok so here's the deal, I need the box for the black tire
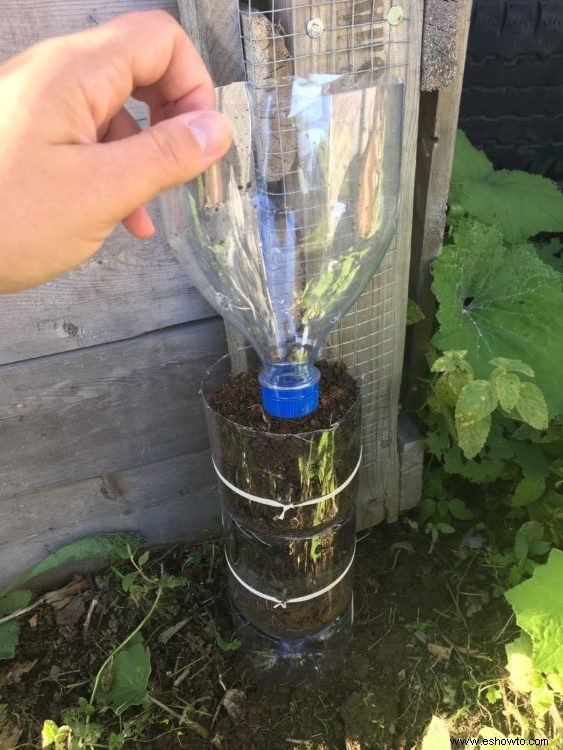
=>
[459,0,563,180]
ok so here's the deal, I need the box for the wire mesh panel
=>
[237,1,415,522]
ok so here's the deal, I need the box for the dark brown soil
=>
[0,524,515,750]
[209,359,359,434]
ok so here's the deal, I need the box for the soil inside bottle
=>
[209,359,360,636]
[209,360,361,533]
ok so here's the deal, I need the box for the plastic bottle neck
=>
[259,362,320,418]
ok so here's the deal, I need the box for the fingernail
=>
[185,110,232,157]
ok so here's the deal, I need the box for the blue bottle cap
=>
[260,379,319,418]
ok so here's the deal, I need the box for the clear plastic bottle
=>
[161,71,403,681]
[201,350,360,682]
[161,72,403,417]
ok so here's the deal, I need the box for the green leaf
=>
[137,551,150,567]
[435,522,455,534]
[457,414,491,459]
[2,533,144,595]
[448,498,473,520]
[547,673,563,694]
[505,548,563,674]
[406,299,425,326]
[0,591,33,661]
[456,380,497,427]
[183,552,202,569]
[516,383,549,430]
[41,720,58,747]
[421,715,451,750]
[506,633,544,692]
[514,521,545,562]
[121,572,138,593]
[431,350,471,374]
[108,732,125,750]
[531,683,554,716]
[490,357,535,377]
[528,491,563,547]
[207,625,241,652]
[479,727,508,742]
[495,373,521,412]
[451,129,494,182]
[450,130,563,243]
[0,622,20,661]
[434,371,473,408]
[41,720,72,749]
[511,441,550,478]
[0,590,32,615]
[485,686,502,704]
[419,498,437,524]
[432,217,563,417]
[535,238,563,277]
[99,636,151,715]
[511,477,546,508]
[158,574,186,590]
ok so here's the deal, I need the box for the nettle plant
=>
[414,129,563,742]
[417,131,563,568]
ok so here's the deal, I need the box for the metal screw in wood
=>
[387,5,404,26]
[306,17,324,38]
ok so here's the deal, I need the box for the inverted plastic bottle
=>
[160,72,403,417]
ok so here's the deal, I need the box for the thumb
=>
[93,109,232,219]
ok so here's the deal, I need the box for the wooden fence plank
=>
[0,219,215,365]
[0,450,221,590]
[404,0,472,409]
[0,0,180,122]
[0,319,226,500]
[0,0,179,58]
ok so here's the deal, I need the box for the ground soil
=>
[0,522,515,750]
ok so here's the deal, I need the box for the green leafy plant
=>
[415,130,563,742]
[449,130,563,243]
[432,217,563,417]
[499,550,563,732]
[2,533,143,596]
[0,590,33,660]
[419,132,563,567]
[429,351,548,460]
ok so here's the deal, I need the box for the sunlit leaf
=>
[450,130,563,243]
[432,218,563,417]
[505,549,563,674]
[99,636,151,715]
[421,715,450,750]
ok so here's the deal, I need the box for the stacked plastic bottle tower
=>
[161,73,403,681]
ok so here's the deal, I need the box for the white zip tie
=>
[225,545,356,609]
[213,448,362,520]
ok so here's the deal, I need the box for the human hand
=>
[0,10,232,293]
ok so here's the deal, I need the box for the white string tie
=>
[213,448,362,515]
[225,544,356,610]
